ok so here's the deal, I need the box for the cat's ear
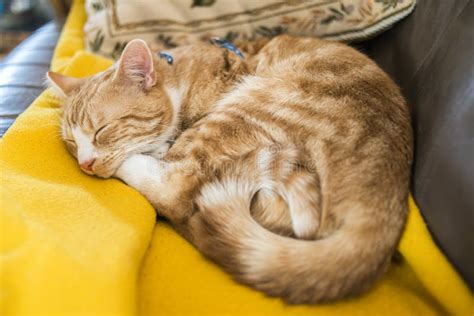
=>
[46,71,84,99]
[115,39,157,90]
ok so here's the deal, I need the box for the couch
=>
[1,0,472,315]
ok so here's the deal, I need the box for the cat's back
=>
[225,35,410,139]
[254,35,403,104]
[212,35,412,174]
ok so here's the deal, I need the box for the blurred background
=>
[0,0,69,59]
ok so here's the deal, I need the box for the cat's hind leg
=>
[250,188,294,237]
[251,171,322,240]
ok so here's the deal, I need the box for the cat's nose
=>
[79,158,96,172]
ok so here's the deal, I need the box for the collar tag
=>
[158,52,174,65]
[210,38,244,59]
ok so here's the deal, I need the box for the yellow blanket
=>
[1,1,472,315]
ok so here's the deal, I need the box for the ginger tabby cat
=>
[47,36,413,303]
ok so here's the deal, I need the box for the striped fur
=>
[50,36,413,303]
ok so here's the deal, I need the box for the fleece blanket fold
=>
[1,0,472,315]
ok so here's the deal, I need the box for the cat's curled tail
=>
[188,146,405,303]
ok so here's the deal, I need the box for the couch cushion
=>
[365,0,474,289]
[84,0,416,59]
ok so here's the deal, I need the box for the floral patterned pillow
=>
[85,0,416,59]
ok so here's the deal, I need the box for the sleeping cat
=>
[47,36,413,303]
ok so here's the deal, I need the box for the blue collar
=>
[210,38,244,59]
[157,38,243,66]
[158,51,174,65]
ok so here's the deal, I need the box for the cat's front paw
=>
[115,154,158,188]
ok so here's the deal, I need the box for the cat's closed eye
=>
[94,124,109,143]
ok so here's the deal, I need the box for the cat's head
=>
[47,40,175,178]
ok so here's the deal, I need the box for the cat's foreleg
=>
[115,154,197,223]
[115,154,160,189]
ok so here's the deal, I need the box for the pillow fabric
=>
[84,0,417,59]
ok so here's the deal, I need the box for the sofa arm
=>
[365,0,473,288]
[0,22,61,136]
